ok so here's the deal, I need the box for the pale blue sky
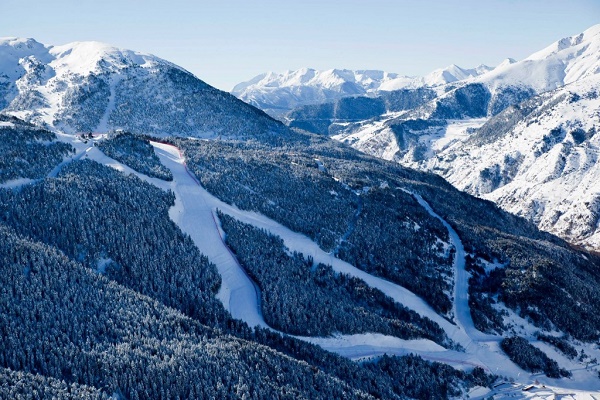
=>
[2,0,598,91]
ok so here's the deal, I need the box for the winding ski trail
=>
[146,142,519,370]
[402,190,501,345]
[11,132,596,396]
[87,140,600,393]
[82,140,526,379]
[148,142,474,361]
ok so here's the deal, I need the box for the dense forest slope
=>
[0,119,494,399]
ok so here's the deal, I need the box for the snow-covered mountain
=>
[432,74,600,248]
[0,37,283,138]
[232,64,493,116]
[478,25,600,93]
[423,63,494,86]
[333,24,600,248]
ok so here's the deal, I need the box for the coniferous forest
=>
[218,211,450,345]
[0,128,491,398]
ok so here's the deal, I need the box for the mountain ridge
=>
[232,63,495,116]
[0,36,284,139]
[323,25,600,248]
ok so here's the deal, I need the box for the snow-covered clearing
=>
[403,190,499,343]
[124,142,269,329]
[430,118,487,153]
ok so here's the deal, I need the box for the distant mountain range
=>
[231,63,498,116]
[237,25,600,249]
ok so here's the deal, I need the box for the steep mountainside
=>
[429,74,600,248]
[329,25,600,247]
[0,37,283,138]
[232,65,492,116]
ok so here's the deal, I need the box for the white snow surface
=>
[479,24,600,91]
[48,41,170,76]
[453,24,600,97]
[333,117,487,164]
[0,177,35,189]
[0,37,190,132]
[424,64,493,87]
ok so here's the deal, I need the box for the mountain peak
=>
[0,36,44,48]
[0,37,282,138]
[494,58,517,70]
[0,37,53,81]
[474,25,600,92]
[423,63,491,86]
[48,41,175,76]
[526,24,600,61]
[582,23,600,39]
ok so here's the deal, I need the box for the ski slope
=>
[80,139,600,397]
[146,142,523,372]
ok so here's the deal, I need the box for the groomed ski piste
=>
[22,134,600,399]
